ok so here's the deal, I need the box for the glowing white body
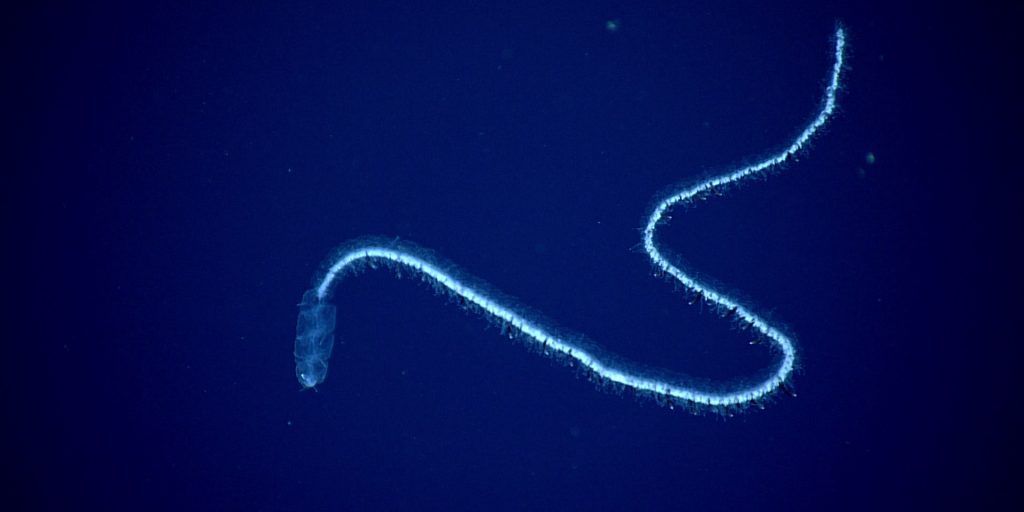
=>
[299,27,846,409]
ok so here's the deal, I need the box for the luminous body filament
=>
[296,27,846,411]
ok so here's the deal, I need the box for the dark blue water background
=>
[9,1,1019,510]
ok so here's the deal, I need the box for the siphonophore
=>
[294,26,847,410]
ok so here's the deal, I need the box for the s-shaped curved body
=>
[296,27,846,410]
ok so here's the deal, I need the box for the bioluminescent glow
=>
[295,27,846,410]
